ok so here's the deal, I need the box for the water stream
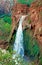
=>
[13,16,26,58]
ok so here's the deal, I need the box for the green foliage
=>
[0,18,12,40]
[28,19,31,24]
[23,30,40,59]
[18,0,35,5]
[3,15,12,24]
[0,49,33,65]
[39,56,42,65]
[3,23,11,33]
[7,33,16,53]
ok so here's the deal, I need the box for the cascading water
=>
[13,16,26,58]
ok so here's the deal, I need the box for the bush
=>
[3,15,12,24]
[0,18,12,40]
[0,48,33,65]
[23,30,40,59]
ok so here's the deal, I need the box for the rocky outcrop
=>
[0,0,11,16]
[12,3,29,15]
[11,1,42,45]
[0,40,8,49]
[9,15,31,42]
[11,3,29,38]
[0,0,42,50]
[11,3,29,32]
[29,1,42,52]
[8,3,29,42]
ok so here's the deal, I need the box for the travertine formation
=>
[0,0,42,50]
[29,1,42,45]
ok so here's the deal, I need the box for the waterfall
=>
[13,16,26,58]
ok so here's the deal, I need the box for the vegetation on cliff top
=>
[0,15,12,40]
[18,0,35,5]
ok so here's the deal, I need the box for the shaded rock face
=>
[4,0,11,14]
[29,2,42,48]
[0,40,8,49]
[0,0,11,16]
[0,0,5,16]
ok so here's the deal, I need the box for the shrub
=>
[23,30,40,59]
[0,48,33,65]
[3,15,12,24]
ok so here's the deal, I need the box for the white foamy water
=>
[13,16,26,58]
